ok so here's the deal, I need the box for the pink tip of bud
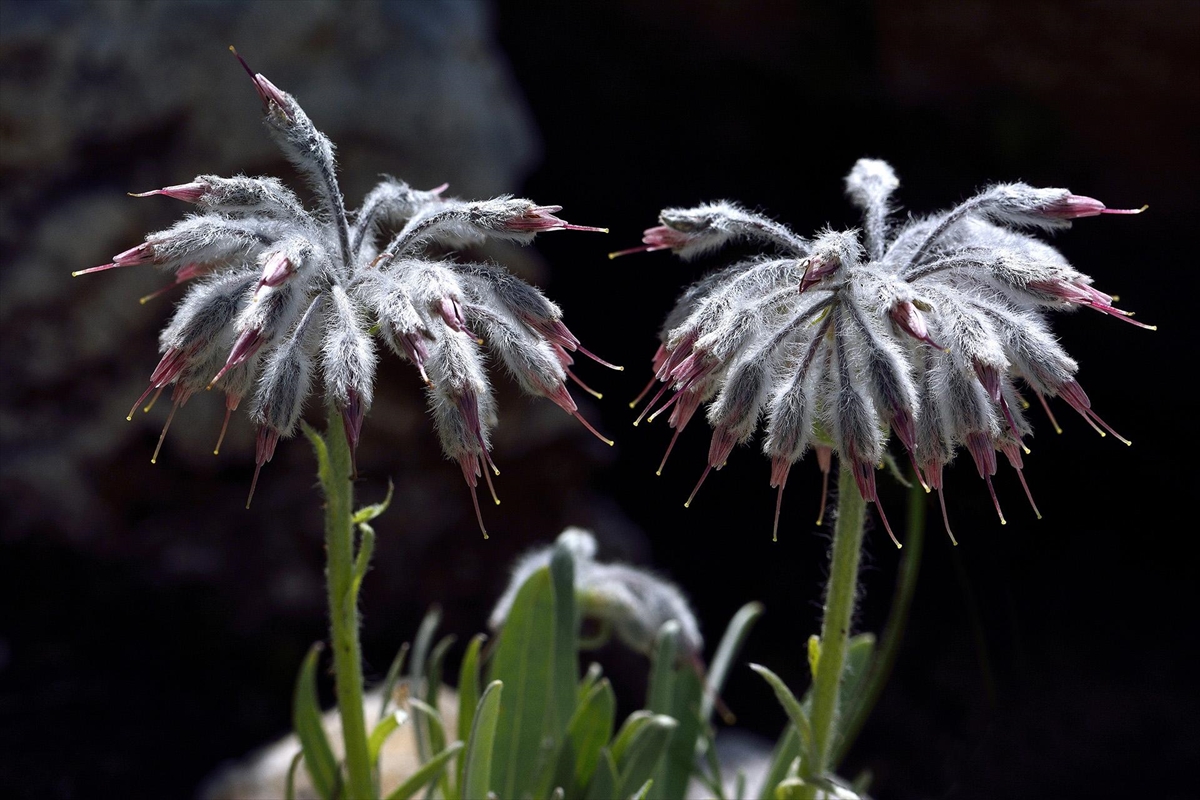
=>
[1042,194,1148,220]
[429,182,450,196]
[799,254,840,292]
[175,262,210,282]
[211,328,263,387]
[256,251,295,293]
[965,432,998,479]
[230,46,293,121]
[507,206,608,234]
[130,182,207,203]
[890,300,943,349]
[113,242,156,266]
[707,426,737,469]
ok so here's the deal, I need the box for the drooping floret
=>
[80,49,617,533]
[618,158,1149,544]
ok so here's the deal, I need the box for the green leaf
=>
[461,680,503,800]
[384,742,464,800]
[614,714,677,800]
[652,666,703,800]
[409,605,442,764]
[487,567,559,800]
[826,633,875,755]
[352,478,394,525]
[758,728,801,800]
[426,635,457,755]
[456,633,487,780]
[546,678,617,799]
[408,698,448,759]
[750,663,815,766]
[700,601,764,724]
[550,540,580,735]
[807,635,821,680]
[646,621,680,715]
[285,751,303,800]
[630,778,654,800]
[585,749,618,800]
[578,662,603,704]
[610,711,653,764]
[368,709,408,766]
[378,642,411,720]
[292,643,338,800]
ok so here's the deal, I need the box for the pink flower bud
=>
[130,182,207,203]
[256,251,294,293]
[1039,194,1146,220]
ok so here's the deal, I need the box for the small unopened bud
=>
[130,182,207,203]
[889,300,943,348]
[230,46,294,121]
[256,251,294,294]
[799,254,840,292]
[1039,194,1146,220]
[504,204,607,233]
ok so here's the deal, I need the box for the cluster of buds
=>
[618,159,1150,544]
[78,49,617,532]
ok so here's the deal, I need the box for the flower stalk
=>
[313,403,373,798]
[807,464,868,779]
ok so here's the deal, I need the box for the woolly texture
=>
[85,53,613,527]
[623,158,1149,544]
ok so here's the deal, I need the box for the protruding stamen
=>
[608,244,667,259]
[567,368,603,400]
[481,455,501,506]
[984,475,1006,525]
[772,481,786,543]
[143,385,165,414]
[246,462,263,510]
[874,499,903,549]
[575,344,623,371]
[572,411,614,446]
[634,381,672,427]
[646,389,683,424]
[657,428,683,476]
[72,262,125,277]
[937,489,958,545]
[1100,204,1149,215]
[468,481,488,539]
[139,283,177,305]
[630,375,659,409]
[1013,468,1042,519]
[1086,408,1131,446]
[815,464,830,526]
[1035,391,1063,434]
[684,465,712,509]
[150,396,183,465]
[213,405,233,456]
[128,383,157,421]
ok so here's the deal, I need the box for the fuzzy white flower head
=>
[619,159,1150,545]
[79,50,617,532]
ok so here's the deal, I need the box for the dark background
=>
[2,1,1197,798]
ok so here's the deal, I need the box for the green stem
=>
[321,404,373,799]
[807,463,867,778]
[831,474,926,767]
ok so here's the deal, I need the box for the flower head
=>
[623,159,1150,544]
[81,51,615,532]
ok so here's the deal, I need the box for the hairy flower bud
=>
[628,160,1149,544]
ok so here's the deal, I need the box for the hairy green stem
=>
[831,474,927,767]
[807,464,867,778]
[321,404,373,799]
